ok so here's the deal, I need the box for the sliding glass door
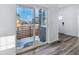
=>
[16,5,47,53]
[34,8,47,45]
[16,6,34,50]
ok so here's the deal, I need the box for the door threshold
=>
[16,43,47,55]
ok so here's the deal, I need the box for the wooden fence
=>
[17,25,39,39]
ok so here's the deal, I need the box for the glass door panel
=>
[16,6,48,54]
[16,6,34,50]
[34,8,47,45]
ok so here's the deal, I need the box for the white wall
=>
[0,4,16,51]
[0,4,16,37]
[77,8,79,37]
[58,6,78,37]
[47,6,58,43]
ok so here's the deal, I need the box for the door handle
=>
[62,22,64,26]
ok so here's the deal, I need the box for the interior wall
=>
[0,4,16,37]
[58,6,78,37]
[0,4,16,51]
[77,8,79,37]
[47,7,58,43]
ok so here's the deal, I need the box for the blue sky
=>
[17,6,47,22]
[17,6,34,22]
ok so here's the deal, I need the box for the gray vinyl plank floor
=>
[21,34,79,55]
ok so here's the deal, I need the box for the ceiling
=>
[39,4,79,8]
[18,4,79,9]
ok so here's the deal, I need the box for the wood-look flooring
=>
[21,34,79,55]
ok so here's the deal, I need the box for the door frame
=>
[16,4,48,55]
